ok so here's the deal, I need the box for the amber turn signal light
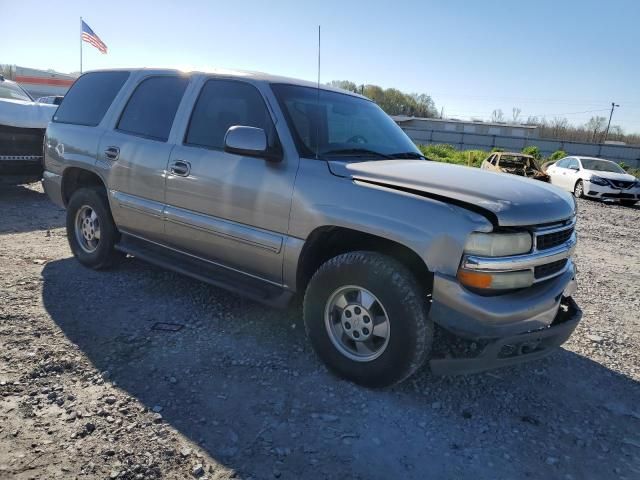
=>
[457,269,493,289]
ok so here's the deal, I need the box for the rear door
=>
[548,158,570,189]
[163,77,298,284]
[98,74,189,241]
[564,158,581,191]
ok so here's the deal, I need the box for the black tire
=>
[66,187,123,269]
[303,251,433,388]
[573,180,584,198]
[620,200,637,207]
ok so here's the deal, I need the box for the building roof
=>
[392,115,538,130]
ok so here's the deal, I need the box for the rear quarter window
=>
[53,71,130,126]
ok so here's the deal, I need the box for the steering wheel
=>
[347,135,368,144]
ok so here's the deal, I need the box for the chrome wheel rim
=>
[574,182,583,197]
[74,205,101,253]
[324,285,391,362]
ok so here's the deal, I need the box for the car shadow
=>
[41,257,640,479]
[0,182,65,234]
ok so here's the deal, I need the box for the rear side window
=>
[117,76,188,141]
[185,79,272,150]
[53,71,129,126]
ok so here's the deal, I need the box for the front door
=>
[101,75,189,241]
[164,78,298,284]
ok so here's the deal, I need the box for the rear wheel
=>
[66,187,123,269]
[620,200,637,207]
[303,251,432,388]
[574,180,584,198]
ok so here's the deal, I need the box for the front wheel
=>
[66,187,123,269]
[303,251,433,388]
[574,180,584,198]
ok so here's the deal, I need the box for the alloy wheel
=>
[324,285,391,362]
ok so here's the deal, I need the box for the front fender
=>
[285,159,492,287]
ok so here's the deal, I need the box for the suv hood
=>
[328,159,575,227]
[0,98,57,129]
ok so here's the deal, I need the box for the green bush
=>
[548,150,567,161]
[522,146,542,160]
[491,147,505,153]
[419,144,456,159]
[617,162,640,178]
[627,168,640,179]
[419,144,487,167]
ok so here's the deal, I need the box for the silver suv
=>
[43,69,581,387]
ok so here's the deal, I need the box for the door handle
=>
[104,146,120,161]
[169,160,191,177]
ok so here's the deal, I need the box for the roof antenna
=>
[315,25,321,160]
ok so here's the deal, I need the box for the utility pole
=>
[603,102,620,143]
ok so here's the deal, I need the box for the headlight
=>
[464,232,532,257]
[589,176,608,186]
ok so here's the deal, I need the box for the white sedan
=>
[546,156,639,206]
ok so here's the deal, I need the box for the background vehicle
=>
[43,69,581,387]
[0,75,57,183]
[481,152,549,182]
[36,95,64,105]
[546,156,639,206]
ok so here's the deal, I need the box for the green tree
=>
[327,80,358,93]
[522,145,542,160]
[328,80,437,118]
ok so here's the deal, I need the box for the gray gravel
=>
[0,182,639,479]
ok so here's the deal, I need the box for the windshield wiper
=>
[321,148,393,160]
[388,151,427,160]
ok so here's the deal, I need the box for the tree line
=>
[329,80,638,145]
[327,80,438,118]
[490,108,639,145]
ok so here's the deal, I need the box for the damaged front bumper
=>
[583,180,640,201]
[430,296,581,375]
[428,262,582,375]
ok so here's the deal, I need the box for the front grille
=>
[534,259,568,279]
[536,227,573,250]
[609,179,634,189]
[0,125,45,157]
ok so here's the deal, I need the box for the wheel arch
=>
[61,167,107,206]
[296,225,433,295]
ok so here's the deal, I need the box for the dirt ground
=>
[1,182,639,480]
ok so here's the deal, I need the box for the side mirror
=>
[569,165,579,171]
[224,126,281,161]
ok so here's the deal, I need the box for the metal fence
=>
[400,127,640,168]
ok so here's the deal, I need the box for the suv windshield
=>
[581,159,626,173]
[0,80,33,102]
[271,84,422,160]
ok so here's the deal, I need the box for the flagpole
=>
[80,17,83,74]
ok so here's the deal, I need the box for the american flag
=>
[81,20,108,54]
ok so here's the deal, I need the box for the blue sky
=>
[3,0,639,131]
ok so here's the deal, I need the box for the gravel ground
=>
[1,182,639,480]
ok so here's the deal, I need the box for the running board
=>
[115,234,293,308]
